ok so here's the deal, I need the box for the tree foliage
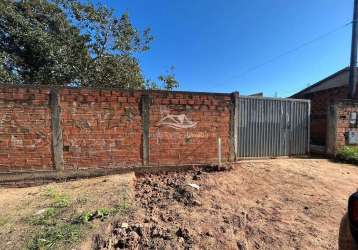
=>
[0,0,178,89]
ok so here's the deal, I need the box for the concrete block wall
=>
[0,85,236,172]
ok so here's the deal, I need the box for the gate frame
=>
[234,95,310,159]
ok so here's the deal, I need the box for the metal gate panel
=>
[238,96,310,158]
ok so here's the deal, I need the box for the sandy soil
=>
[94,159,358,250]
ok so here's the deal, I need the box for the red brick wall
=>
[0,87,53,171]
[295,86,347,145]
[60,89,143,169]
[148,92,231,166]
[333,100,358,151]
[0,85,234,172]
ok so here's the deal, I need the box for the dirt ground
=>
[1,159,358,249]
[94,159,358,250]
[0,173,135,250]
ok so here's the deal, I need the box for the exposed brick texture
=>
[0,85,233,172]
[0,87,53,171]
[60,89,143,169]
[148,92,231,166]
[333,100,358,151]
[295,86,348,145]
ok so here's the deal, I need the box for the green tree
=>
[0,0,178,90]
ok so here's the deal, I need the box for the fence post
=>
[230,92,239,161]
[218,137,222,166]
[50,88,64,171]
[141,94,150,166]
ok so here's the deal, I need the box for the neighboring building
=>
[292,67,357,148]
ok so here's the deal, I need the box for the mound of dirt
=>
[92,159,358,249]
[93,222,195,250]
[93,170,204,249]
[136,172,202,209]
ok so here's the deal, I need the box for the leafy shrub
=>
[336,146,358,164]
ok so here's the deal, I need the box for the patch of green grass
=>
[53,195,70,208]
[336,146,358,164]
[75,201,132,224]
[27,223,83,250]
[25,189,76,249]
[78,211,93,223]
[26,195,132,249]
[28,208,85,250]
[44,188,71,208]
[29,208,60,226]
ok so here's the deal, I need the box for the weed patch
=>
[27,223,83,250]
[29,208,60,226]
[45,188,71,208]
[27,194,132,249]
[76,202,132,224]
[336,146,358,164]
[0,173,135,250]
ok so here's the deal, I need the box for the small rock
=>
[178,237,185,244]
[205,231,213,237]
[35,209,46,215]
[187,183,200,190]
[121,222,129,229]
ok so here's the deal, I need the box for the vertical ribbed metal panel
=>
[238,96,310,158]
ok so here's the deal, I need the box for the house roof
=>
[291,67,356,97]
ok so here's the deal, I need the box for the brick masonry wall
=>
[332,100,358,151]
[0,85,235,172]
[60,88,143,169]
[0,87,53,171]
[148,92,231,166]
[295,86,347,146]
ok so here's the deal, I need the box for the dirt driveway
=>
[95,159,358,250]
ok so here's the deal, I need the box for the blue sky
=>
[102,0,353,97]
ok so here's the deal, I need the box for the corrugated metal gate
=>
[237,96,310,158]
